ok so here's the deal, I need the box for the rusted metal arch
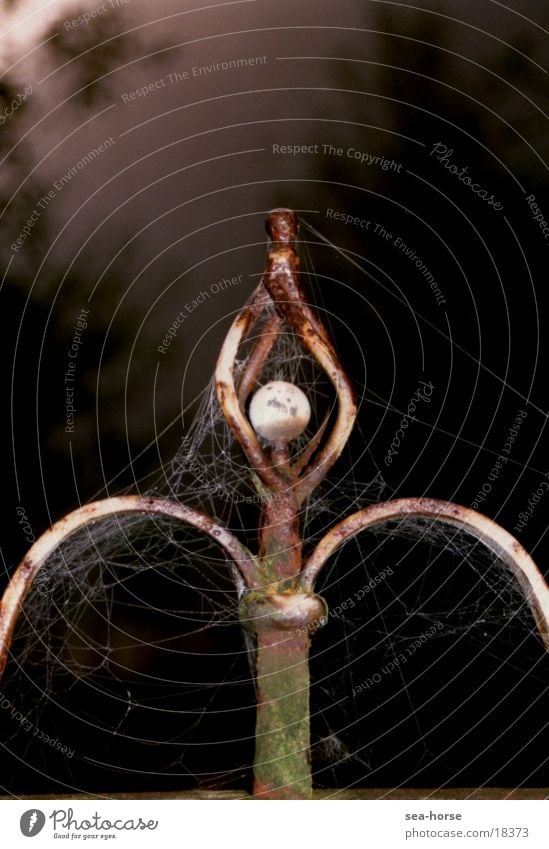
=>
[300,497,549,650]
[215,285,284,491]
[0,495,258,680]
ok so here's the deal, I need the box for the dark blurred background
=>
[1,0,549,795]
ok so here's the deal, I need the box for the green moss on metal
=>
[253,630,313,799]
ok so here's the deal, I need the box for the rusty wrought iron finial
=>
[1,209,549,800]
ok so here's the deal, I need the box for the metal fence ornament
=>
[2,209,549,799]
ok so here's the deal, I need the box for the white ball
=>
[249,381,311,442]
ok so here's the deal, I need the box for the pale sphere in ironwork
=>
[249,381,311,442]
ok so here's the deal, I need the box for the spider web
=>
[1,225,547,796]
